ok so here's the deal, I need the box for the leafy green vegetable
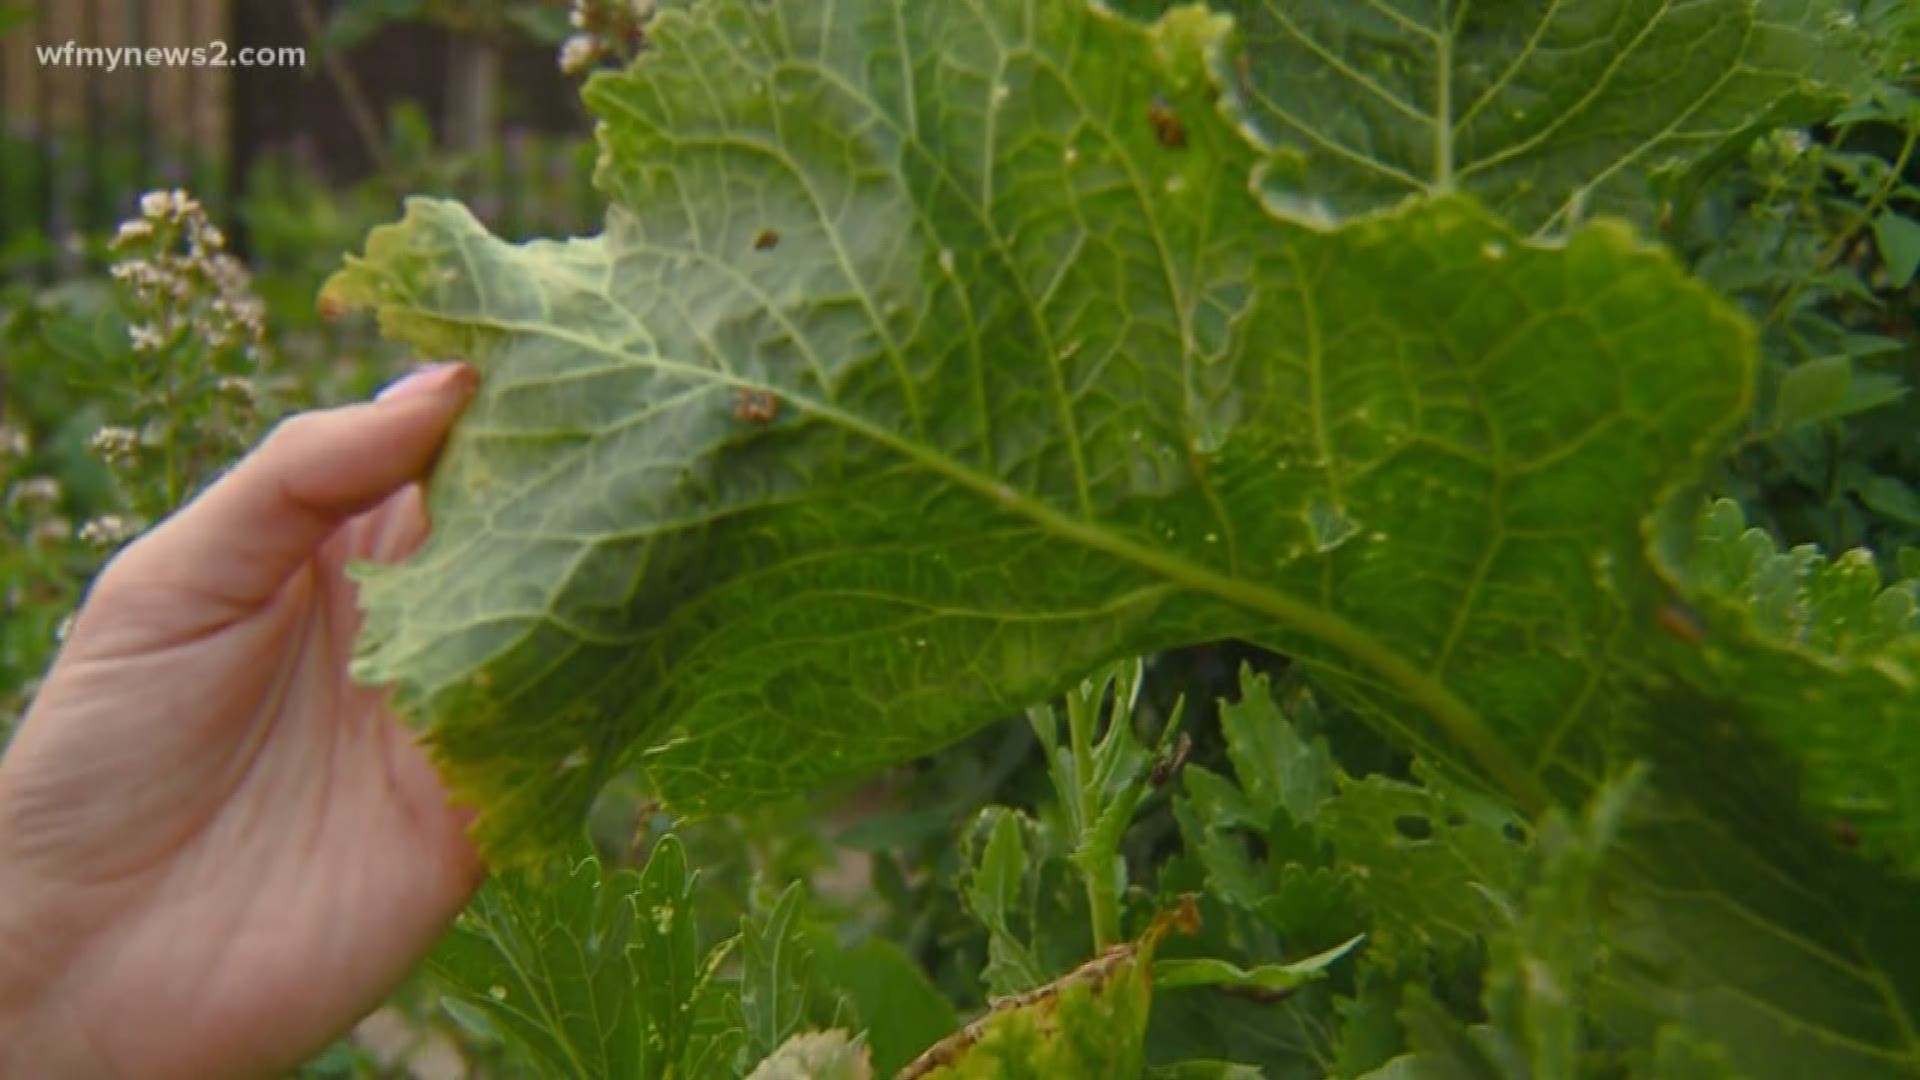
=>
[325,0,1853,866]
[322,4,1920,1070]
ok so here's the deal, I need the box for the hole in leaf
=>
[1445,812,1467,828]
[1393,815,1433,841]
[1503,822,1528,844]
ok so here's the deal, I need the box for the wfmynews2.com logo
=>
[35,41,306,72]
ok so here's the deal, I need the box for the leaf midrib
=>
[388,302,1553,817]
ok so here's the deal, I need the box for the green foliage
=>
[1,192,277,735]
[1,0,1913,1074]
[429,833,978,1078]
[315,4,1920,1066]
[1670,0,1920,559]
[330,0,1822,867]
[807,937,958,1076]
[430,838,735,1077]
[901,900,1196,1079]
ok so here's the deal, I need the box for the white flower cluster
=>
[7,477,60,510]
[77,514,140,548]
[109,188,267,363]
[4,476,70,546]
[215,375,257,403]
[559,0,656,75]
[89,425,143,466]
[558,33,598,76]
[0,424,27,461]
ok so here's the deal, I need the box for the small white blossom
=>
[129,324,165,353]
[90,426,142,462]
[78,514,140,547]
[112,219,155,248]
[30,517,70,547]
[559,34,599,75]
[0,425,27,460]
[215,376,258,404]
[139,189,172,219]
[8,477,60,509]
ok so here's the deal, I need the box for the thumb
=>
[98,362,478,613]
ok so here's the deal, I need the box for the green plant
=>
[310,0,1920,1073]
[0,191,275,733]
[0,0,1907,1073]
[1670,0,1920,559]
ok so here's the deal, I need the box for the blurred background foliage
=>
[0,1,1914,1076]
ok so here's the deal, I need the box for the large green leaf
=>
[326,19,1920,1071]
[324,0,1792,862]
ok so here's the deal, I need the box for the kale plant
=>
[318,1,1920,1075]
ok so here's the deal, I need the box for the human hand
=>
[0,363,486,1078]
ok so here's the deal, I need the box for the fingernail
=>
[376,362,476,403]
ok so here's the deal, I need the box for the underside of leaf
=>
[323,0,1810,866]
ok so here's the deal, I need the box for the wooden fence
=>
[1,0,233,274]
[0,0,598,282]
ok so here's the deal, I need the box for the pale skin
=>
[0,363,486,1078]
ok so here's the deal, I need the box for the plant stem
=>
[1067,685,1120,950]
